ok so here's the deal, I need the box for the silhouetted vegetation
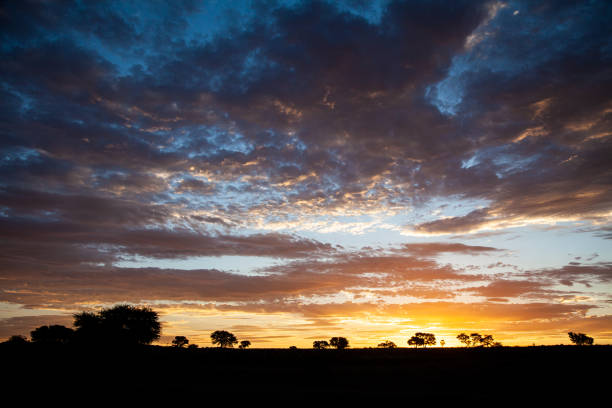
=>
[5,335,28,344]
[568,332,594,345]
[313,340,330,349]
[408,332,436,348]
[31,325,74,344]
[440,339,445,347]
[377,340,397,348]
[457,332,499,347]
[172,336,189,348]
[329,337,349,349]
[73,304,160,345]
[210,330,238,348]
[1,305,610,402]
[457,333,470,346]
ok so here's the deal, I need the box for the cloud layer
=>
[1,0,611,345]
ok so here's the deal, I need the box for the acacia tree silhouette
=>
[457,333,470,346]
[457,332,499,347]
[313,340,330,349]
[377,340,397,348]
[470,333,483,346]
[172,336,189,348]
[73,304,161,345]
[568,332,594,345]
[408,333,436,348]
[408,336,424,347]
[210,330,238,348]
[329,337,349,349]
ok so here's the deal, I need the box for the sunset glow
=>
[1,0,611,347]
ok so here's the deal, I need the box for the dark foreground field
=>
[2,343,610,403]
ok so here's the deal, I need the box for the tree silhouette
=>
[329,337,349,349]
[172,336,189,348]
[30,325,74,344]
[313,340,329,349]
[377,340,397,348]
[457,333,470,346]
[568,332,593,346]
[408,336,424,348]
[239,340,251,349]
[470,333,483,347]
[481,335,495,347]
[440,339,445,347]
[210,330,238,348]
[408,332,436,348]
[73,304,161,345]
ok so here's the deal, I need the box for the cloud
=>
[0,0,611,344]
[399,242,500,256]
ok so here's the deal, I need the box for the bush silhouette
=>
[239,340,251,349]
[30,325,74,344]
[73,304,161,345]
[329,337,349,349]
[172,336,189,348]
[568,332,593,345]
[210,330,238,348]
[5,335,29,344]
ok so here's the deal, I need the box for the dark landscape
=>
[3,342,610,402]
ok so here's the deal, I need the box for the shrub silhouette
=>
[73,304,161,345]
[568,332,593,345]
[210,330,238,348]
[329,337,349,349]
[187,344,198,349]
[30,325,74,344]
[408,332,436,348]
[172,336,189,348]
[239,340,251,349]
[377,340,397,348]
[5,334,28,344]
[313,340,330,349]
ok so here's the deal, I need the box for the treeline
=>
[2,305,596,348]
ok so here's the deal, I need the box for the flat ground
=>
[2,344,609,403]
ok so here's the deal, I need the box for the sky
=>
[1,0,611,347]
